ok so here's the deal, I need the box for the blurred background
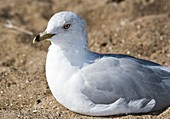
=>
[0,0,170,118]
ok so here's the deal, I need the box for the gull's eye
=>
[63,24,71,29]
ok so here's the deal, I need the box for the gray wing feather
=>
[81,56,170,111]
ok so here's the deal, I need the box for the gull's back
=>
[81,53,170,112]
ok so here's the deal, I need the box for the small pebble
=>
[120,21,126,26]
[37,99,41,104]
[33,109,37,113]
[127,51,130,54]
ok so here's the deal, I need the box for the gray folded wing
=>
[81,56,170,111]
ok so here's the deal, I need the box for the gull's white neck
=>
[48,43,89,66]
[50,36,89,65]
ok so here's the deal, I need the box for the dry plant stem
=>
[4,20,34,36]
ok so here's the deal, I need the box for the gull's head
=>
[33,11,87,47]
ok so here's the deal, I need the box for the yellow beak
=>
[33,32,55,44]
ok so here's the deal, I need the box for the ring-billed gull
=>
[33,11,170,116]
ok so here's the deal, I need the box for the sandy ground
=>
[0,0,170,118]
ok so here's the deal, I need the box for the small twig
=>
[4,20,34,36]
